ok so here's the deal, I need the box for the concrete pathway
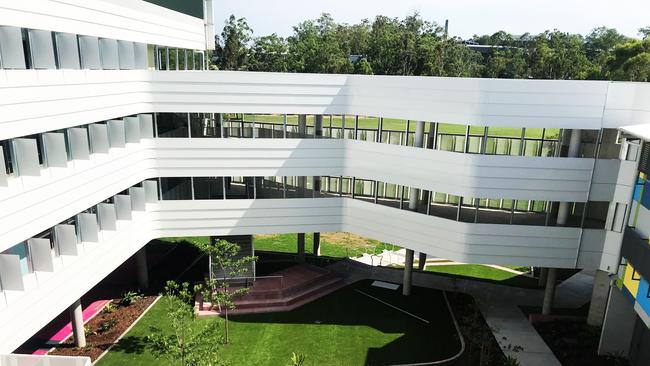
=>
[328,260,594,366]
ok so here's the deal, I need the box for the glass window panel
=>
[193,177,224,199]
[156,113,189,137]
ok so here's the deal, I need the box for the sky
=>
[213,0,649,40]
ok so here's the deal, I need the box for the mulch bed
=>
[533,319,630,366]
[49,295,157,361]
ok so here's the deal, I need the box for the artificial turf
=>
[95,280,462,366]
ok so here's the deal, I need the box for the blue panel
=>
[641,181,650,209]
[634,177,644,202]
[637,277,650,315]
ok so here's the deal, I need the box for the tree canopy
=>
[210,14,649,82]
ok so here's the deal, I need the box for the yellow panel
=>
[623,263,640,298]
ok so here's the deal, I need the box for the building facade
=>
[0,0,649,364]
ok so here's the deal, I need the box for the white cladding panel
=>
[0,138,613,253]
[54,32,81,69]
[78,35,101,70]
[99,38,119,70]
[42,132,68,168]
[12,138,40,176]
[0,148,6,186]
[107,120,126,148]
[0,0,206,50]
[0,254,24,291]
[124,117,141,143]
[117,40,135,70]
[0,26,25,69]
[77,213,98,243]
[67,128,90,160]
[114,195,133,220]
[88,124,109,154]
[27,29,56,69]
[97,203,117,231]
[27,238,54,272]
[53,224,77,256]
[1,71,650,140]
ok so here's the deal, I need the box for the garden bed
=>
[50,295,157,361]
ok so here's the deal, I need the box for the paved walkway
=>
[328,260,595,366]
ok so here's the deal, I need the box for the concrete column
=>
[543,129,581,315]
[136,247,149,290]
[313,232,321,256]
[598,287,636,357]
[403,121,425,295]
[298,115,307,138]
[417,252,427,270]
[403,249,414,296]
[314,115,323,138]
[556,129,582,224]
[297,233,305,262]
[408,122,425,212]
[69,299,86,347]
[538,267,548,287]
[542,267,557,315]
[587,269,612,326]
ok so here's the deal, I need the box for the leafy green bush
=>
[120,291,142,306]
[103,302,116,314]
[99,319,118,333]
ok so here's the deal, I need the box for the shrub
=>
[84,326,97,336]
[98,319,117,333]
[103,302,116,314]
[121,291,142,306]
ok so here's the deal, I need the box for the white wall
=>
[2,70,650,140]
[0,138,614,253]
[0,0,205,50]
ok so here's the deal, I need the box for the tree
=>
[288,13,353,73]
[607,38,650,81]
[584,27,628,79]
[147,281,225,366]
[214,15,252,70]
[353,58,373,74]
[640,26,650,39]
[193,239,257,343]
[528,30,594,79]
[249,34,289,72]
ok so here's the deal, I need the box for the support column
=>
[136,247,149,290]
[417,252,427,270]
[313,233,321,256]
[314,115,323,138]
[542,267,557,315]
[543,129,581,315]
[297,233,305,262]
[298,115,307,138]
[403,249,414,296]
[587,269,612,326]
[69,299,86,348]
[538,267,548,287]
[404,121,425,296]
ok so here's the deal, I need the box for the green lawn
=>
[96,280,461,366]
[425,264,540,288]
[253,233,399,258]
[236,113,558,138]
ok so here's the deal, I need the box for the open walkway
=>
[328,259,595,366]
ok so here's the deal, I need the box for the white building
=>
[0,0,649,364]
